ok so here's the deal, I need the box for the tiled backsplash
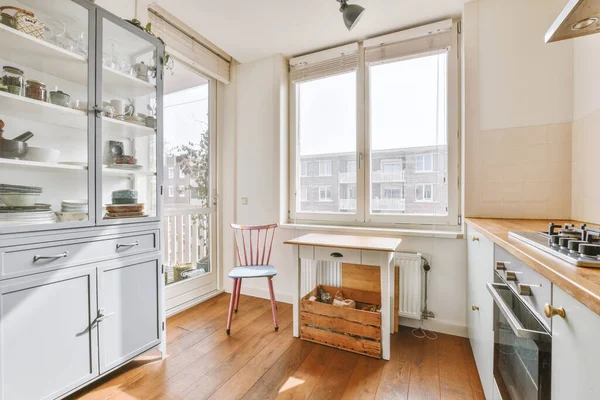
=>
[466,122,572,219]
[572,108,600,224]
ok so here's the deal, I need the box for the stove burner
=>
[579,243,600,257]
[510,223,600,268]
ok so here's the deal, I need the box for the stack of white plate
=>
[61,200,88,213]
[0,204,56,226]
[0,184,42,207]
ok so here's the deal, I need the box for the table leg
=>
[292,245,301,338]
[380,252,391,360]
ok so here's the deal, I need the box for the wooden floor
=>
[69,293,484,400]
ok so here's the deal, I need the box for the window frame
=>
[318,160,333,177]
[168,167,174,179]
[415,153,434,173]
[318,186,333,202]
[289,20,460,228]
[300,186,309,202]
[300,161,309,177]
[415,183,434,202]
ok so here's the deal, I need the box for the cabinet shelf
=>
[0,91,87,129]
[0,23,88,85]
[0,158,87,172]
[102,117,156,138]
[103,67,156,98]
[102,166,157,177]
[0,24,155,98]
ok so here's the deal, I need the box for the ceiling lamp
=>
[337,0,365,31]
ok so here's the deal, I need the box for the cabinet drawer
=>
[314,247,361,264]
[1,231,159,279]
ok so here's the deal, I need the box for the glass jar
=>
[25,80,46,101]
[2,66,24,96]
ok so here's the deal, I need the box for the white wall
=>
[464,0,574,219]
[94,0,136,20]
[572,34,600,223]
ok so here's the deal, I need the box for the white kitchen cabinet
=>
[551,286,600,399]
[98,257,162,374]
[466,224,494,400]
[0,266,99,400]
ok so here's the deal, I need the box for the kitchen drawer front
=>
[314,247,361,264]
[494,245,552,328]
[1,231,159,279]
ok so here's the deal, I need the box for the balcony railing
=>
[163,205,211,285]
[372,170,405,182]
[338,198,357,211]
[339,172,357,183]
[372,198,406,212]
[339,170,405,183]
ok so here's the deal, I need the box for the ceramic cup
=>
[110,99,124,116]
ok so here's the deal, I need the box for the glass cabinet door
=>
[0,0,94,232]
[96,10,162,224]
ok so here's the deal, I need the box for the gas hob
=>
[509,223,600,268]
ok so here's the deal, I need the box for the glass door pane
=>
[98,15,159,223]
[162,63,216,309]
[0,0,92,231]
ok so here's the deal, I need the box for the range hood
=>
[546,0,600,43]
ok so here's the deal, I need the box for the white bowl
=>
[23,147,60,163]
[0,193,39,206]
[55,212,88,222]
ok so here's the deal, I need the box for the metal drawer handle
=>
[91,308,115,326]
[33,251,69,262]
[116,241,139,250]
[330,252,344,258]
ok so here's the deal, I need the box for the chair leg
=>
[234,278,242,312]
[267,277,278,331]
[227,278,238,335]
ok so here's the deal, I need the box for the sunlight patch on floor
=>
[278,377,305,393]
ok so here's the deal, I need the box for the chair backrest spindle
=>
[231,223,278,267]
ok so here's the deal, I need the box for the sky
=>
[298,52,448,156]
[163,84,209,153]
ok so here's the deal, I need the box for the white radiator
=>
[396,252,424,320]
[300,260,341,296]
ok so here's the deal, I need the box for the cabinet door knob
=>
[472,305,479,311]
[544,304,566,319]
[472,237,480,242]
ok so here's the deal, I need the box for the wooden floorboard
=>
[70,294,482,400]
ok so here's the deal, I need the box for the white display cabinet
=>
[0,1,165,399]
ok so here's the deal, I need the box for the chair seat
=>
[228,265,277,279]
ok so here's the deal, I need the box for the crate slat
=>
[300,326,381,359]
[320,285,381,305]
[301,298,381,327]
[301,311,381,341]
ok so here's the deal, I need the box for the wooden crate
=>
[300,285,382,358]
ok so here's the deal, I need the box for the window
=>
[168,186,174,197]
[301,186,309,201]
[318,186,332,202]
[178,185,186,197]
[416,184,434,202]
[290,21,459,226]
[415,154,434,172]
[168,167,174,179]
[179,169,186,179]
[301,161,309,177]
[318,160,333,177]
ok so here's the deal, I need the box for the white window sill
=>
[279,222,463,239]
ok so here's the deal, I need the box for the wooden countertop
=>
[284,233,402,252]
[466,218,600,316]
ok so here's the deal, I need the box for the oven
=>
[487,271,552,400]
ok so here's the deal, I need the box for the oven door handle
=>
[486,283,549,341]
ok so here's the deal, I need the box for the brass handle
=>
[506,271,517,281]
[518,284,533,296]
[472,237,480,242]
[544,304,566,319]
[495,262,507,271]
[472,305,479,311]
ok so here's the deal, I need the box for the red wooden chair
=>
[227,223,278,334]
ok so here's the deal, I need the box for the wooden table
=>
[284,233,402,360]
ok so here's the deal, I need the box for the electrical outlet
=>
[241,197,248,205]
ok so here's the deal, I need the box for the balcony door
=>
[162,61,217,316]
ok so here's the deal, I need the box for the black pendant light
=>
[337,0,365,31]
